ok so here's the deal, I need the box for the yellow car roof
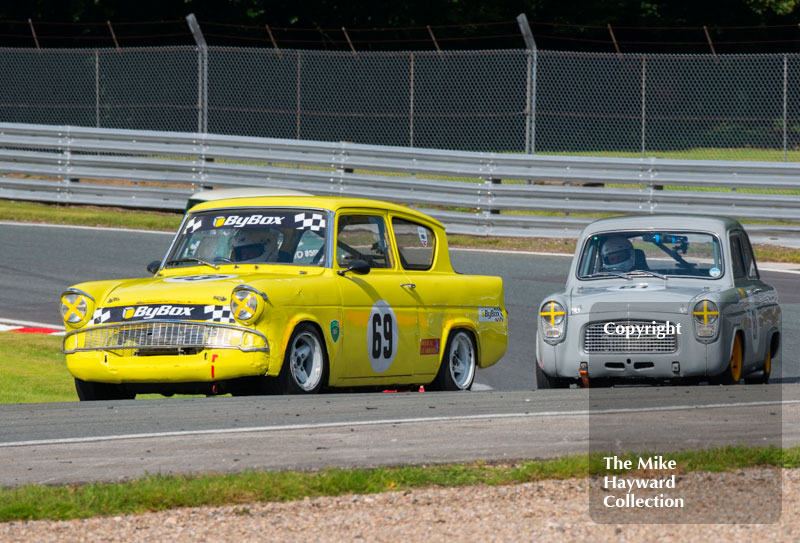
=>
[189,195,444,229]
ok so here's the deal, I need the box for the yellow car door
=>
[389,216,446,377]
[334,211,420,381]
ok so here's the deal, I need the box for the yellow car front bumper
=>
[66,349,271,384]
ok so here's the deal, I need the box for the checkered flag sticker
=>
[294,213,326,231]
[204,305,236,324]
[183,217,203,234]
[91,308,111,325]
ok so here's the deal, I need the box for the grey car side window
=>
[740,232,759,280]
[729,234,746,279]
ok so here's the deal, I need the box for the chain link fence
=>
[0,46,798,160]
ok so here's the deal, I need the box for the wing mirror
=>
[337,259,370,276]
[146,260,161,274]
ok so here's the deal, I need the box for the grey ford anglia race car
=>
[535,215,781,388]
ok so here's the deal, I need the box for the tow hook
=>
[579,361,590,388]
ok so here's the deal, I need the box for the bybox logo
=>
[214,215,284,228]
[124,305,195,320]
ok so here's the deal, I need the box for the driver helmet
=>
[601,236,635,271]
[230,230,279,263]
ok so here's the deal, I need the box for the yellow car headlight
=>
[60,289,94,327]
[230,286,267,324]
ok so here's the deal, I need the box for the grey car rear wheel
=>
[535,361,569,389]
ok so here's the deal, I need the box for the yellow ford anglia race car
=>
[60,196,508,400]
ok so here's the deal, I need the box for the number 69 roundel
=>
[367,300,398,373]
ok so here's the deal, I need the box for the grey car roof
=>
[581,214,743,235]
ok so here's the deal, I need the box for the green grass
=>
[0,334,205,404]
[0,334,75,404]
[0,199,181,231]
[0,445,793,522]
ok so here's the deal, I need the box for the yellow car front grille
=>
[63,320,268,355]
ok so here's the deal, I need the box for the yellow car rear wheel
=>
[430,330,476,391]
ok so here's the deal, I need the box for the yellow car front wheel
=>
[277,324,328,394]
[74,378,136,401]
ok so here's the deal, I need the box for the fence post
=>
[409,52,415,148]
[608,24,621,57]
[107,21,120,49]
[426,26,442,52]
[186,14,208,134]
[28,19,40,50]
[95,51,100,128]
[641,56,646,159]
[784,54,788,162]
[517,14,537,155]
[296,52,302,139]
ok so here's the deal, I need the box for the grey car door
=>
[729,231,762,367]
[739,230,775,365]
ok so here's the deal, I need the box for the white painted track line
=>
[3,399,797,449]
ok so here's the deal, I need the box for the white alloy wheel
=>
[447,331,476,390]
[289,330,324,392]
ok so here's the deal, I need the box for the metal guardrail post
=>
[489,177,501,215]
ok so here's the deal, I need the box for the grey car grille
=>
[583,320,678,353]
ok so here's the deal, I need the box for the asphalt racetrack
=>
[2,222,799,391]
[1,222,799,487]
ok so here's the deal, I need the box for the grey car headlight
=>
[540,300,566,343]
[693,300,719,339]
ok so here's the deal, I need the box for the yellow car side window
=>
[392,218,435,271]
[337,215,393,269]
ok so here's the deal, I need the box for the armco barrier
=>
[1,123,799,238]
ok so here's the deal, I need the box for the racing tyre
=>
[228,376,276,396]
[277,323,328,394]
[535,360,569,389]
[74,378,135,401]
[745,348,771,385]
[431,330,476,391]
[714,335,743,385]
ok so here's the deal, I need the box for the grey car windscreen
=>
[577,231,723,279]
